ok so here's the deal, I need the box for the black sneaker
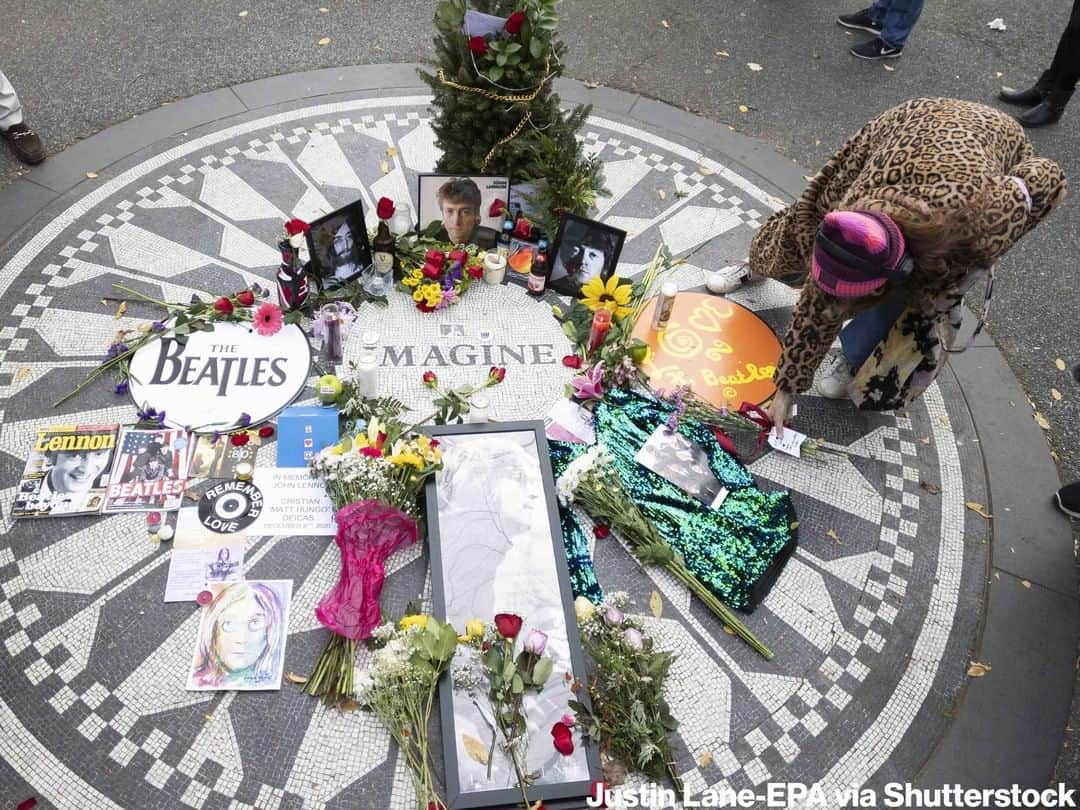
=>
[850,37,903,60]
[1055,481,1080,519]
[837,9,883,34]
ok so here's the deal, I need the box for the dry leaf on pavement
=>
[967,661,992,677]
[965,501,992,519]
[698,750,714,768]
[385,147,398,158]
[657,189,667,200]
[339,699,360,712]
[1021,580,1032,589]
[380,160,390,174]
[285,672,308,684]
[738,105,749,113]
[1056,358,1067,371]
[463,733,490,765]
[716,50,730,57]
[746,62,763,71]
[826,529,841,543]
[661,19,670,28]
[1052,388,1063,401]
[698,165,715,176]
[318,37,331,46]
[114,301,127,320]
[86,172,99,179]
[238,9,248,16]
[883,65,896,72]
[13,367,31,385]
[1034,412,1051,430]
[319,6,329,11]
[650,590,663,618]
[920,480,942,495]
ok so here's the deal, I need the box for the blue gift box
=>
[276,406,340,467]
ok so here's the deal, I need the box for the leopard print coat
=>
[749,97,1066,406]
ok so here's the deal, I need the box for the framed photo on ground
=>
[305,199,373,286]
[548,214,626,297]
[417,174,510,251]
[423,421,600,809]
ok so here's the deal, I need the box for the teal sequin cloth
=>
[550,388,796,612]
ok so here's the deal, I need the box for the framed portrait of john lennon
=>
[424,421,600,809]
[548,214,626,298]
[305,199,373,286]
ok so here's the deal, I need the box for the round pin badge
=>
[196,590,213,606]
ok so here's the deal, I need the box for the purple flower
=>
[523,629,549,655]
[106,342,129,359]
[238,412,252,428]
[622,627,645,651]
[210,430,222,445]
[114,381,129,396]
[604,605,624,626]
[190,294,201,304]
[155,411,167,426]
[666,410,680,432]
[571,363,605,401]
[151,320,166,332]
[136,406,158,421]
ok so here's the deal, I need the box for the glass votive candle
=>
[470,393,491,423]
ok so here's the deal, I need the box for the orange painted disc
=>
[631,292,781,408]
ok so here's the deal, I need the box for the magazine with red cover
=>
[103,428,190,512]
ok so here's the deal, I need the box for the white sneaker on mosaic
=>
[706,264,752,294]
[816,351,855,399]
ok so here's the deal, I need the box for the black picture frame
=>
[423,421,601,810]
[548,214,626,298]
[417,174,510,251]
[305,199,372,286]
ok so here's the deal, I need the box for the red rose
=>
[592,524,610,540]
[258,425,275,439]
[416,302,436,313]
[562,354,583,369]
[429,439,440,448]
[214,297,234,315]
[488,366,507,383]
[513,217,533,240]
[448,249,469,265]
[551,721,574,756]
[488,198,507,218]
[467,264,484,279]
[425,249,446,265]
[505,11,527,35]
[230,432,250,446]
[236,290,255,306]
[494,612,522,638]
[423,370,438,388]
[422,261,442,279]
[284,218,310,237]
[376,197,395,220]
[467,35,488,56]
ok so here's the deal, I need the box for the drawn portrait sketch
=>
[186,580,292,691]
[434,431,591,794]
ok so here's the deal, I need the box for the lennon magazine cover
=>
[103,428,191,512]
[12,423,120,518]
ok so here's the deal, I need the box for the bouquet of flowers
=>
[400,246,485,312]
[557,445,773,659]
[306,412,444,705]
[356,616,459,810]
[570,594,681,790]
[421,366,507,424]
[454,613,566,808]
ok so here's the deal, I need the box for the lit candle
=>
[587,309,613,354]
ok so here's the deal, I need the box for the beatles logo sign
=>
[127,322,312,433]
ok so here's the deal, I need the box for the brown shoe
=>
[2,122,46,165]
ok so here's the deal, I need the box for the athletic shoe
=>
[707,264,752,295]
[837,9,883,34]
[816,351,854,399]
[850,37,903,60]
[1055,481,1080,519]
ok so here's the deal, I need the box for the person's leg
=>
[817,289,907,399]
[1046,0,1080,95]
[0,70,24,131]
[878,0,926,50]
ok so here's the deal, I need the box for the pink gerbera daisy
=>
[253,302,283,336]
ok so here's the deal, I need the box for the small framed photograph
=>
[305,199,373,285]
[424,421,600,809]
[417,174,510,250]
[548,214,626,296]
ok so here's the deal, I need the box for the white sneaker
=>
[816,351,854,399]
[706,263,751,295]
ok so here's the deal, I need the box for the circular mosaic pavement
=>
[0,94,990,810]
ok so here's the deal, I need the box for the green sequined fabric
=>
[549,388,796,611]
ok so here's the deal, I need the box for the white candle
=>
[355,351,379,398]
[470,393,491,423]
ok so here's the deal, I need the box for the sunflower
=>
[580,275,633,320]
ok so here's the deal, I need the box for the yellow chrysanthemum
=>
[402,273,421,288]
[399,614,428,631]
[413,288,426,302]
[389,451,425,470]
[580,275,634,320]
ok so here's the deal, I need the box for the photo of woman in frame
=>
[305,200,373,285]
[548,214,626,296]
[187,580,292,691]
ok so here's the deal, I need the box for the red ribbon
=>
[738,401,775,455]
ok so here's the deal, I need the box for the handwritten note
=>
[767,427,807,458]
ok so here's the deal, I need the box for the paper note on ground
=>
[249,468,336,536]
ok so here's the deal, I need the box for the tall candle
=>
[588,309,613,354]
[355,351,379,398]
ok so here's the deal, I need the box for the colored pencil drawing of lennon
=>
[186,580,293,691]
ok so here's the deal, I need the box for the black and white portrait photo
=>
[417,174,509,250]
[548,214,626,295]
[635,426,728,508]
[306,200,373,285]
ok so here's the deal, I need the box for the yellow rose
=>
[399,614,428,632]
[466,618,485,638]
[574,596,596,623]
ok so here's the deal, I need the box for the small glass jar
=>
[469,393,491,423]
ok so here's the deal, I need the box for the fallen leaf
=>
[987,18,1007,31]
[1021,580,1031,589]
[13,367,31,385]
[583,79,602,89]
[318,36,331,46]
[204,714,214,722]
[994,71,1003,78]
[746,62,763,71]
[650,590,663,618]
[657,189,667,201]
[965,501,992,519]
[319,6,329,11]
[698,750,714,768]
[937,415,950,427]
[238,9,248,16]
[883,64,896,72]
[1056,358,1067,371]
[285,672,308,684]
[789,520,800,530]
[114,301,127,320]
[380,160,390,174]
[338,699,360,712]
[463,733,490,765]
[825,529,841,543]
[920,436,930,444]
[722,624,735,636]
[1034,412,1051,431]
[920,480,942,495]
[738,104,749,113]
[86,172,98,179]
[661,19,670,28]
[1051,450,1061,463]
[967,661,992,677]
[698,164,715,176]
[1052,388,1063,401]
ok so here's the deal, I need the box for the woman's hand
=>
[767,388,795,440]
